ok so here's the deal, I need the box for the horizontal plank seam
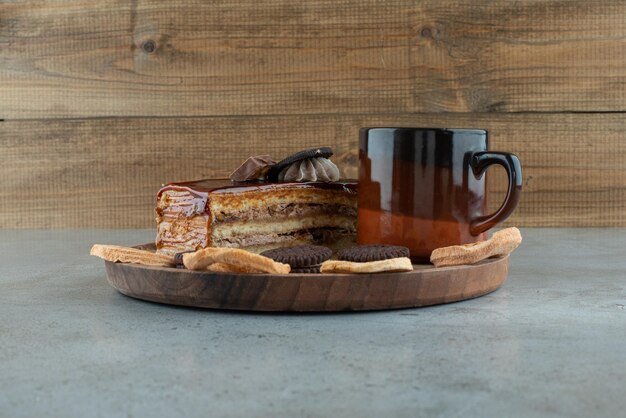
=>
[4,110,626,122]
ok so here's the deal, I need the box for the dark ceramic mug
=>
[358,128,522,262]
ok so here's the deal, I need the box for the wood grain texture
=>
[2,0,626,118]
[2,113,624,228]
[103,244,509,311]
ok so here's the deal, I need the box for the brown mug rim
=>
[360,127,487,135]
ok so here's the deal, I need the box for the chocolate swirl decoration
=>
[266,147,340,182]
[277,157,340,182]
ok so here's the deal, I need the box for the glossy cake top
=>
[158,178,357,197]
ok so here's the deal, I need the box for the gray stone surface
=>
[0,229,625,418]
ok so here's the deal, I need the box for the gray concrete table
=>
[1,229,625,418]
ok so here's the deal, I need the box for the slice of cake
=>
[155,179,357,255]
[155,147,357,255]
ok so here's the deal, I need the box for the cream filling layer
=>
[209,215,355,241]
[212,227,355,248]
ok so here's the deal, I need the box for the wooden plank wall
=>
[1,0,625,228]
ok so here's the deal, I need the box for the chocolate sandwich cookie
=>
[174,251,194,269]
[260,244,332,273]
[337,244,410,263]
[266,147,334,182]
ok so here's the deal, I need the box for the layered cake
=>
[155,148,357,255]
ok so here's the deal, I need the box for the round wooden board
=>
[103,244,509,312]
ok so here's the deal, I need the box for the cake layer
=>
[213,227,355,251]
[212,215,355,240]
[156,210,355,254]
[157,179,356,216]
[208,186,356,220]
[212,202,356,223]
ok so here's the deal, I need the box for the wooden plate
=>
[103,243,509,311]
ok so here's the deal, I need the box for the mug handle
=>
[469,151,522,235]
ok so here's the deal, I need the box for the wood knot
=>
[420,27,433,38]
[142,40,157,54]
